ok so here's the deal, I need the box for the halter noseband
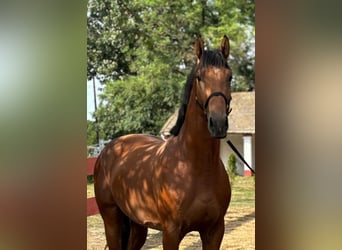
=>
[196,91,232,115]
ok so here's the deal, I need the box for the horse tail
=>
[121,214,131,250]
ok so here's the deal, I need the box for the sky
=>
[87,78,102,120]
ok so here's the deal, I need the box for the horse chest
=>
[181,173,230,227]
[183,192,222,229]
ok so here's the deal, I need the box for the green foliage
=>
[87,0,255,140]
[87,0,141,81]
[202,0,255,91]
[228,153,237,183]
[87,175,94,184]
[87,120,97,145]
[96,76,181,138]
[87,120,105,145]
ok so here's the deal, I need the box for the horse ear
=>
[194,37,205,61]
[221,35,230,60]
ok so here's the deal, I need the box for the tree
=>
[87,0,255,141]
[202,0,255,91]
[97,77,180,138]
[87,0,142,81]
[87,120,98,145]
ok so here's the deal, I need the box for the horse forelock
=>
[199,50,229,69]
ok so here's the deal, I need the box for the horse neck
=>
[177,82,221,161]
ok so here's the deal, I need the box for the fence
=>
[87,157,99,216]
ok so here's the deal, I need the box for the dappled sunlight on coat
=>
[94,36,233,250]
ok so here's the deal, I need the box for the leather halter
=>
[196,91,232,115]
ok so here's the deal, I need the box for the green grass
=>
[229,176,255,207]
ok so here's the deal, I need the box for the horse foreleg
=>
[99,205,127,250]
[161,226,184,250]
[199,219,225,250]
[126,221,147,250]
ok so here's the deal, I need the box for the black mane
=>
[170,50,229,136]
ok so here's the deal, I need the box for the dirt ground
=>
[87,206,254,250]
[87,177,255,249]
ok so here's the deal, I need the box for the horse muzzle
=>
[207,113,228,138]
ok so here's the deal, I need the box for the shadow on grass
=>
[225,211,255,232]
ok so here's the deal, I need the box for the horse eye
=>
[197,76,201,82]
[229,76,233,82]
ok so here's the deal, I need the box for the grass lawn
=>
[229,175,255,207]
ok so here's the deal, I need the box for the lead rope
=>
[227,140,255,174]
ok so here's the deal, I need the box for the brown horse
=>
[94,35,232,250]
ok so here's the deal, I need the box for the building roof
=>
[160,91,255,137]
[228,91,255,134]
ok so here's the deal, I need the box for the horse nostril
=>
[209,116,214,128]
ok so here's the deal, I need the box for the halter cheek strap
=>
[196,92,232,115]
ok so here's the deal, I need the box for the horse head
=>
[194,35,232,138]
